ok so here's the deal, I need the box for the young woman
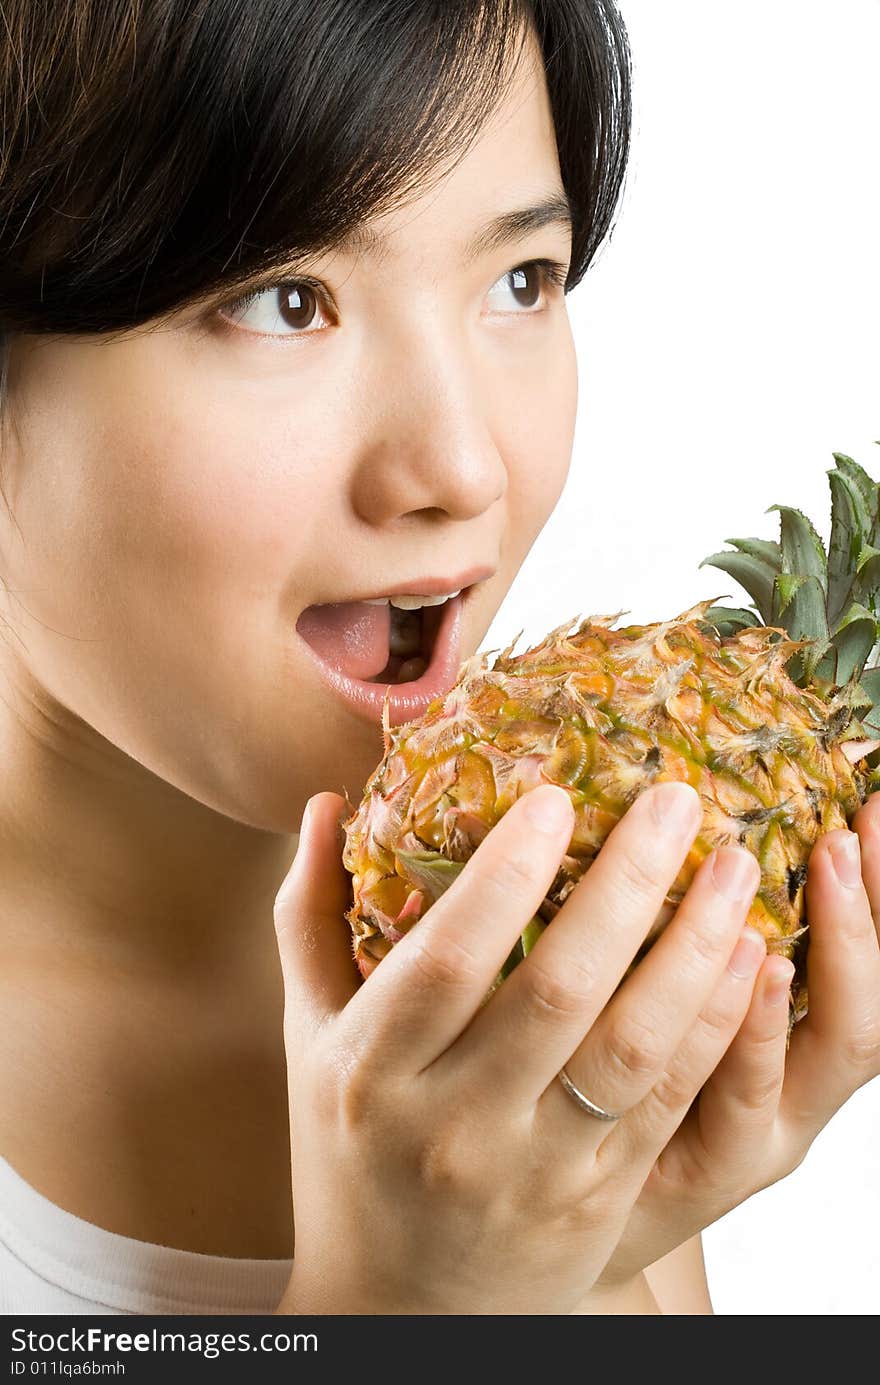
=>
[1,0,878,1316]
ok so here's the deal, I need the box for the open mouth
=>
[296,597,452,685]
[295,591,470,726]
[370,603,446,684]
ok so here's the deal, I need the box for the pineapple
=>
[341,447,880,1021]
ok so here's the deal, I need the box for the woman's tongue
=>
[297,601,392,679]
[296,600,426,682]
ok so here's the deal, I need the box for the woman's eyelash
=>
[220,257,570,322]
[223,272,328,317]
[526,258,569,290]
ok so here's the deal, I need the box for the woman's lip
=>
[336,565,496,603]
[297,589,467,728]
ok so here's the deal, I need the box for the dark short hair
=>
[0,0,631,372]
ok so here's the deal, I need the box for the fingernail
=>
[649,782,700,832]
[765,960,795,1005]
[524,785,573,835]
[712,847,760,902]
[829,831,861,888]
[727,927,766,978]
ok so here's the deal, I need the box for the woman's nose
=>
[348,346,507,526]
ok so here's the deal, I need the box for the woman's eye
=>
[217,259,566,339]
[219,281,330,337]
[486,262,563,314]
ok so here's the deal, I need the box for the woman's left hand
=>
[598,790,880,1285]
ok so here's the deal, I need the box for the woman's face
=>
[0,37,577,833]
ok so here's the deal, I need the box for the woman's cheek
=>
[506,324,578,527]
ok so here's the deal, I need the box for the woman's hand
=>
[271,781,771,1316]
[600,794,880,1285]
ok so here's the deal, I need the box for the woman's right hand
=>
[272,780,765,1316]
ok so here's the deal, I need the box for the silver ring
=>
[557,1066,622,1121]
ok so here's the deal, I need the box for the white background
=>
[481,0,880,1314]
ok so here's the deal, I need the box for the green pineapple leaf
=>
[773,571,807,620]
[521,916,547,956]
[834,598,878,627]
[812,645,840,684]
[396,849,466,904]
[832,452,877,523]
[801,638,834,683]
[854,667,880,734]
[830,601,879,686]
[834,460,877,560]
[766,504,828,591]
[854,666,880,703]
[700,443,880,700]
[698,551,777,621]
[721,536,783,567]
[698,605,762,638]
[827,469,869,627]
[772,572,829,683]
[852,544,880,614]
[773,571,828,638]
[840,677,874,709]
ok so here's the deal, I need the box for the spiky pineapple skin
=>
[341,599,880,1021]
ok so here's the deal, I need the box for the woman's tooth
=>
[363,589,460,611]
[388,592,456,610]
[388,595,428,610]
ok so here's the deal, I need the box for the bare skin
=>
[0,27,586,1283]
[273,785,880,1316]
[1,28,878,1315]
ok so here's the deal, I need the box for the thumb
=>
[274,791,360,1038]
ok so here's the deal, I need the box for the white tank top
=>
[0,1153,293,1315]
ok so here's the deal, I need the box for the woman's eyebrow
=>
[337,191,573,267]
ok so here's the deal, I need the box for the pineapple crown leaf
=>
[697,604,762,638]
[722,536,782,566]
[856,666,880,705]
[827,469,868,627]
[764,504,828,589]
[772,572,829,652]
[698,550,777,621]
[853,556,880,615]
[831,452,878,523]
[831,463,875,538]
[774,571,807,615]
[849,522,880,603]
[831,607,878,687]
[856,543,880,574]
[855,670,880,739]
[831,681,875,725]
[701,447,880,705]
[396,848,465,903]
[801,637,834,683]
[835,600,877,631]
